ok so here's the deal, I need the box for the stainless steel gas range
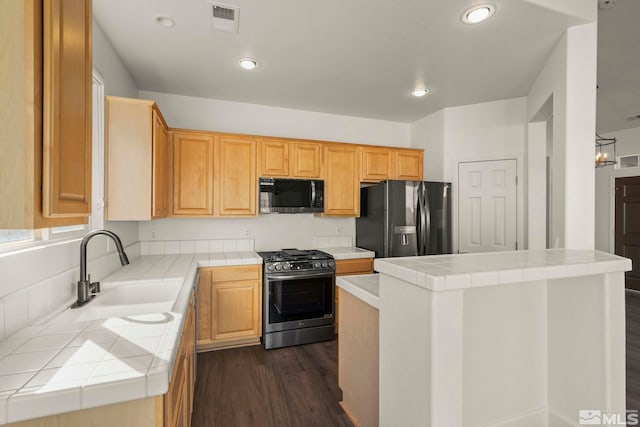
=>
[258,249,336,350]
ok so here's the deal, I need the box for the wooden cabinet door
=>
[211,280,261,341]
[323,144,360,216]
[172,132,214,216]
[291,141,322,178]
[393,149,423,180]
[360,146,392,182]
[258,138,289,177]
[196,270,212,347]
[42,0,92,218]
[152,109,169,218]
[215,135,257,216]
[164,291,195,427]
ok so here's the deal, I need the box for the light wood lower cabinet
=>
[335,258,374,331]
[163,290,195,427]
[197,265,262,351]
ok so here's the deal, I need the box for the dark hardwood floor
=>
[628,290,640,409]
[191,339,353,427]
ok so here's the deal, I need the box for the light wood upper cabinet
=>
[291,141,322,178]
[152,110,169,218]
[258,138,289,177]
[0,0,91,228]
[323,144,360,216]
[197,265,262,352]
[215,135,257,216]
[42,0,92,219]
[105,97,169,220]
[360,146,393,183]
[393,148,423,180]
[172,131,215,216]
[257,139,321,179]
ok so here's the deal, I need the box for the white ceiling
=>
[93,0,587,123]
[596,0,640,133]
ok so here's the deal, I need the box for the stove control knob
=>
[328,261,335,268]
[321,261,327,268]
[314,261,321,268]
[283,263,291,270]
[267,264,274,271]
[275,264,282,271]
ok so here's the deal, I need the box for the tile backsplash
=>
[140,239,255,255]
[0,242,141,341]
[312,235,354,248]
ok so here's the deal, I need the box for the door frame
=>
[452,153,523,254]
[609,171,640,253]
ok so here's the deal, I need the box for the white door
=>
[458,159,517,253]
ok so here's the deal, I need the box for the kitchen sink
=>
[47,280,183,324]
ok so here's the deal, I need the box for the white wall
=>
[0,17,141,338]
[441,98,527,183]
[410,110,444,181]
[139,215,355,252]
[410,97,528,252]
[92,18,138,99]
[595,127,640,252]
[527,23,598,250]
[140,91,410,147]
[137,90,412,249]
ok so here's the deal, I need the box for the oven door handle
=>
[266,272,335,281]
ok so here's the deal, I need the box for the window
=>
[0,229,36,245]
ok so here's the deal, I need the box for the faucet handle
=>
[88,274,100,294]
[91,281,100,293]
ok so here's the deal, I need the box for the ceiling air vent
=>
[626,114,640,122]
[616,154,640,169]
[209,2,240,33]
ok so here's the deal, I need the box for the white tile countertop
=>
[321,247,375,260]
[374,249,632,291]
[0,251,261,425]
[336,274,379,309]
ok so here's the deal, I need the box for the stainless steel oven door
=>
[264,271,335,333]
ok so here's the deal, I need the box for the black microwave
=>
[259,178,324,213]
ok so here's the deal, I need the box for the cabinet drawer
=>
[335,258,374,276]
[210,265,261,283]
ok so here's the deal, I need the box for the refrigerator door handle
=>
[416,192,422,255]
[422,184,430,255]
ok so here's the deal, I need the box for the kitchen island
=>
[374,249,631,427]
[336,274,380,427]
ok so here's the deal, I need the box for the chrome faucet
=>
[72,230,130,308]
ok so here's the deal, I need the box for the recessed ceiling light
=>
[461,4,496,24]
[155,16,175,28]
[411,88,430,97]
[239,58,259,70]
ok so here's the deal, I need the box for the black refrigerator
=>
[356,180,451,257]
